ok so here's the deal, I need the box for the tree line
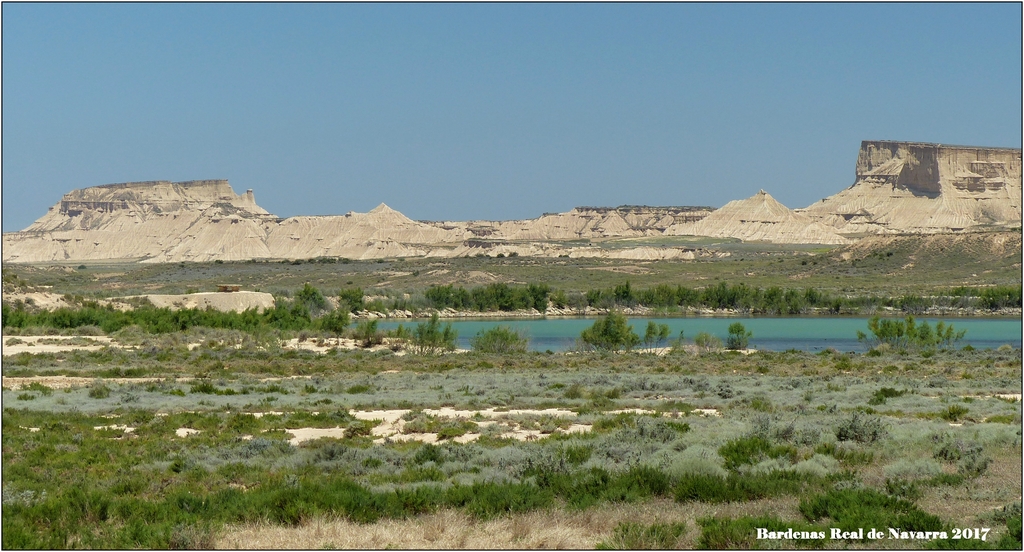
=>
[421,281,1021,314]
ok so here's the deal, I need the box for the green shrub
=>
[927,473,965,487]
[957,449,992,478]
[985,414,1019,424]
[579,311,640,352]
[344,420,375,439]
[563,445,593,465]
[412,314,458,355]
[412,444,444,465]
[337,288,365,313]
[445,482,552,519]
[725,322,751,350]
[189,381,219,395]
[791,454,839,478]
[535,466,672,510]
[674,471,821,503]
[934,437,971,463]
[317,308,350,335]
[401,413,475,438]
[296,284,330,317]
[857,316,965,351]
[642,321,671,352]
[868,387,906,405]
[536,467,611,510]
[941,405,970,422]
[597,521,687,549]
[563,382,585,399]
[718,435,797,471]
[592,413,640,433]
[666,446,727,479]
[470,326,529,354]
[799,488,944,538]
[88,383,111,399]
[436,425,470,440]
[23,382,53,396]
[884,478,923,501]
[993,503,1022,550]
[353,319,382,348]
[603,466,672,502]
[694,332,722,353]
[835,412,886,443]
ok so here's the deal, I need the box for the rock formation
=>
[3,140,1020,263]
[664,190,851,244]
[2,182,714,263]
[261,204,461,261]
[801,141,1022,235]
[4,180,276,263]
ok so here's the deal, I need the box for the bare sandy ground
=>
[281,337,406,355]
[1,332,407,358]
[287,407,593,446]
[1,375,190,390]
[2,335,115,355]
[281,406,714,446]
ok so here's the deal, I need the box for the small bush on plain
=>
[597,521,687,549]
[835,412,886,443]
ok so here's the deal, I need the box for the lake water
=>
[377,316,1022,353]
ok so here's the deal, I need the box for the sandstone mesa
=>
[3,141,1020,264]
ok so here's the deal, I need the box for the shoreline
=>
[351,305,1023,321]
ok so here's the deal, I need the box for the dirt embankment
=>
[126,291,275,313]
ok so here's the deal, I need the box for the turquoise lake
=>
[377,317,1022,352]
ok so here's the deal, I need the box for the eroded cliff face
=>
[5,180,276,263]
[4,141,1021,263]
[26,180,269,232]
[439,206,713,241]
[802,141,1022,235]
[2,182,716,263]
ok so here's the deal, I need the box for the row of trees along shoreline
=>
[364,281,1019,315]
[3,282,1019,334]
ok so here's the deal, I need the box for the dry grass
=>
[217,497,805,549]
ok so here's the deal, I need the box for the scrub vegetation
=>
[2,328,1020,548]
[1,246,1020,549]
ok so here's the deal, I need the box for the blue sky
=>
[3,3,1021,232]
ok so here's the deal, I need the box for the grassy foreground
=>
[2,338,1021,549]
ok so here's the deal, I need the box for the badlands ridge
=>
[3,141,1020,264]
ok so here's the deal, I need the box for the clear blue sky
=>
[3,3,1021,232]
